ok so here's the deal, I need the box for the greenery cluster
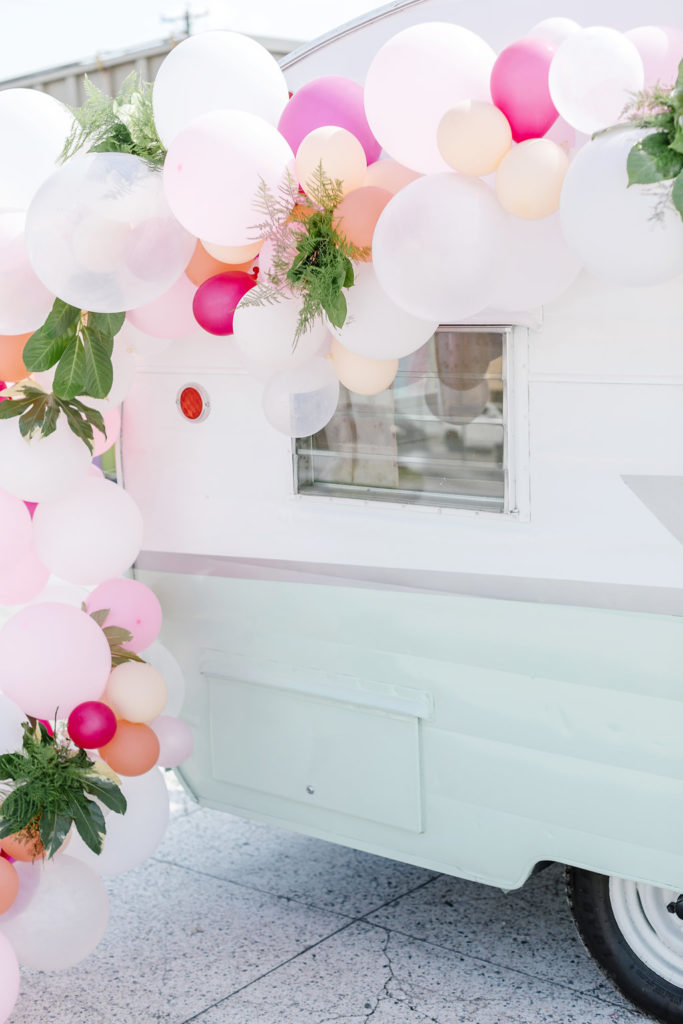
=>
[60,73,166,168]
[622,59,683,216]
[0,722,126,859]
[244,166,370,343]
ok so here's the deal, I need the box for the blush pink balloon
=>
[491,37,559,142]
[0,543,49,605]
[84,577,162,653]
[626,25,683,88]
[92,407,121,458]
[0,487,32,570]
[192,271,256,335]
[150,715,194,768]
[278,76,381,165]
[127,272,198,339]
[0,602,111,720]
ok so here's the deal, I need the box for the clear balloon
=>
[163,110,294,246]
[0,602,111,720]
[0,931,20,1023]
[85,577,162,653]
[372,174,506,321]
[495,139,568,219]
[364,23,496,174]
[153,30,289,147]
[0,543,49,606]
[150,715,194,768]
[104,662,168,723]
[25,152,195,313]
[489,213,583,311]
[127,272,198,339]
[328,261,436,360]
[279,76,381,166]
[559,128,683,285]
[437,101,512,176]
[86,331,138,413]
[0,89,74,212]
[295,127,367,195]
[330,338,398,395]
[0,854,108,970]
[141,641,185,717]
[548,27,644,135]
[33,477,144,585]
[0,416,91,503]
[233,291,329,372]
[262,356,340,437]
[0,212,54,335]
[490,38,558,142]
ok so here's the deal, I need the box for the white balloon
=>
[25,152,195,313]
[0,487,32,569]
[0,210,54,334]
[364,23,496,174]
[0,416,91,502]
[263,356,340,437]
[559,129,683,285]
[490,213,583,311]
[0,89,75,211]
[0,854,108,970]
[153,31,289,146]
[118,317,173,357]
[33,477,144,585]
[141,641,186,717]
[68,768,170,876]
[330,262,436,359]
[549,27,644,134]
[372,174,506,321]
[529,17,581,47]
[0,693,25,754]
[87,329,138,412]
[233,291,328,371]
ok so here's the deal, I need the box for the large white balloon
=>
[549,27,644,135]
[0,693,25,755]
[372,174,506,321]
[0,855,108,969]
[0,211,54,334]
[491,214,583,311]
[233,291,329,371]
[25,152,195,313]
[33,477,144,585]
[529,17,581,46]
[0,487,32,569]
[163,110,294,246]
[68,768,170,876]
[263,357,340,437]
[141,641,186,717]
[329,262,436,359]
[559,129,683,285]
[153,31,289,147]
[0,89,74,211]
[0,416,91,502]
[364,23,496,174]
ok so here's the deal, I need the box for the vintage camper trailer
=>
[121,1,683,1020]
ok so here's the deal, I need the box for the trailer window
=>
[294,326,511,513]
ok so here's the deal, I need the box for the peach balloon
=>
[1,823,45,862]
[334,187,392,253]
[437,100,512,176]
[0,857,19,913]
[103,662,168,723]
[0,332,30,381]
[496,139,569,219]
[185,240,253,285]
[99,720,160,776]
[296,126,367,195]
[330,337,398,395]
[362,158,421,194]
[201,239,263,263]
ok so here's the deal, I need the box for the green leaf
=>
[323,290,347,329]
[103,625,135,647]
[82,328,114,399]
[0,787,41,833]
[673,169,683,218]
[626,132,683,184]
[53,339,87,400]
[0,397,33,420]
[68,793,105,855]
[22,329,73,373]
[39,807,74,858]
[88,311,125,338]
[18,395,51,440]
[59,402,95,454]
[343,259,355,289]
[110,646,145,666]
[0,752,27,779]
[47,299,82,337]
[82,777,127,815]
[89,608,110,628]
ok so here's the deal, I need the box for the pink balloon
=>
[84,577,162,653]
[278,76,381,165]
[192,271,256,335]
[626,25,683,88]
[0,487,32,570]
[0,931,20,1023]
[150,715,194,768]
[0,543,49,605]
[91,407,121,458]
[68,701,117,749]
[127,272,198,339]
[0,602,111,720]
[491,38,558,142]
[23,500,37,518]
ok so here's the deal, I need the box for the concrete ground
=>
[9,775,653,1024]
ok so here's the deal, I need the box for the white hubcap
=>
[609,877,683,987]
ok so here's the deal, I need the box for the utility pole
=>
[160,5,208,38]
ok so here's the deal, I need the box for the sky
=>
[0,0,386,80]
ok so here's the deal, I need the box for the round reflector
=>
[176,383,209,422]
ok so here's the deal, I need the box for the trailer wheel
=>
[566,867,683,1023]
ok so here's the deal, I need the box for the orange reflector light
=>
[176,384,209,422]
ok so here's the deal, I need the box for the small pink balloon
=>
[192,272,255,336]
[0,931,20,1023]
[278,76,381,165]
[84,577,162,653]
[91,407,121,458]
[491,37,559,142]
[0,543,49,605]
[127,273,198,339]
[68,701,117,749]
[150,715,194,768]
[0,487,32,570]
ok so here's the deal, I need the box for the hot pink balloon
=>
[192,272,255,335]
[127,272,198,339]
[491,37,559,142]
[278,76,381,165]
[68,701,117,749]
[84,577,162,653]
[150,715,194,768]
[0,931,20,1024]
[0,543,49,605]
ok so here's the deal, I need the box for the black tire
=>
[566,866,683,1023]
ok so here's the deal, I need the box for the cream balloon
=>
[295,126,367,195]
[330,338,398,395]
[104,662,168,723]
[437,101,512,176]
[496,139,568,219]
[201,239,263,263]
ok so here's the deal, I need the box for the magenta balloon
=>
[85,577,163,653]
[278,76,381,165]
[68,701,117,749]
[491,38,558,142]
[192,272,256,335]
